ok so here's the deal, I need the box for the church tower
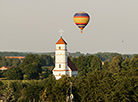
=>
[53,34,78,80]
[53,36,68,79]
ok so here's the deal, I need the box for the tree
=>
[41,89,47,102]
[0,81,4,95]
[108,55,124,73]
[0,57,21,68]
[42,74,56,101]
[12,58,21,67]
[7,67,23,80]
[40,66,52,79]
[102,60,109,71]
[18,81,44,102]
[2,82,15,102]
[40,55,54,66]
[21,54,42,79]
[23,64,40,79]
[53,75,71,101]
[9,81,24,101]
[6,58,12,66]
[130,55,138,68]
[24,83,43,102]
[121,57,130,69]
[89,56,102,72]
[72,55,89,76]
[0,57,8,67]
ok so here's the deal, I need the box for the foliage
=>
[40,55,54,66]
[0,70,7,78]
[39,66,53,79]
[108,55,124,73]
[90,56,102,71]
[0,52,27,57]
[53,75,71,101]
[0,57,21,68]
[9,81,25,101]
[21,54,42,79]
[0,81,4,94]
[2,82,15,102]
[72,55,93,76]
[19,82,43,102]
[7,67,23,80]
[42,74,56,101]
[1,54,138,101]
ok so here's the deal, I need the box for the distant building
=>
[102,61,104,65]
[53,36,78,80]
[5,56,25,60]
[0,66,10,70]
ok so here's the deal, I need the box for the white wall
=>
[53,43,68,80]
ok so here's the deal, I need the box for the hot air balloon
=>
[73,11,90,33]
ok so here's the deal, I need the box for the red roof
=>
[67,57,78,71]
[3,66,10,68]
[56,37,67,44]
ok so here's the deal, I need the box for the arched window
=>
[59,64,61,68]
[59,46,61,49]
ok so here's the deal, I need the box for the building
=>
[0,66,10,70]
[53,36,78,80]
[5,56,25,60]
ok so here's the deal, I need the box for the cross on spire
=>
[59,29,64,37]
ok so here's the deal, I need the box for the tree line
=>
[0,51,134,61]
[0,54,54,80]
[0,54,138,101]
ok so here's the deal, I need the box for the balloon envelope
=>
[73,11,90,33]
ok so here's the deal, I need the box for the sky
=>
[0,0,138,54]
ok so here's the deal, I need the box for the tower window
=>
[59,46,61,49]
[59,64,61,68]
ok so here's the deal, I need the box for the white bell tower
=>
[53,29,78,80]
[53,29,68,80]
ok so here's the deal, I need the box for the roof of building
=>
[67,57,78,71]
[5,56,25,59]
[0,66,10,70]
[56,37,67,45]
[2,66,10,68]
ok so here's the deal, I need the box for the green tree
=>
[42,74,56,101]
[41,89,47,102]
[21,54,42,79]
[6,58,12,66]
[0,57,8,67]
[72,55,89,76]
[12,58,21,67]
[18,81,43,102]
[9,81,24,101]
[89,56,102,72]
[53,75,71,101]
[7,67,23,80]
[130,55,138,68]
[40,55,54,66]
[0,57,21,68]
[121,57,130,69]
[2,82,15,102]
[40,66,52,79]
[108,55,124,73]
[0,81,4,95]
[102,60,109,71]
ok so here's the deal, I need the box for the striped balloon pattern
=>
[73,11,90,33]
